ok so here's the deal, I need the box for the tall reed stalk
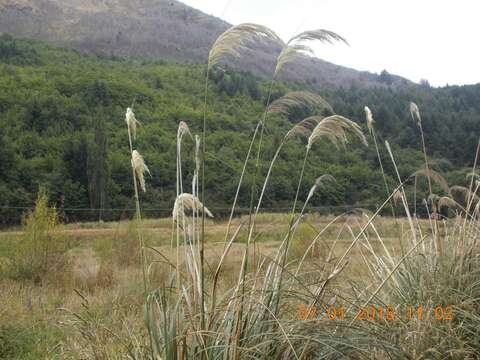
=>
[125,107,149,295]
[272,115,367,316]
[200,25,284,335]
[200,71,209,333]
[239,31,348,302]
[365,106,396,217]
[125,107,155,359]
[244,97,331,228]
[198,24,348,355]
[175,121,193,292]
[410,102,433,196]
[410,102,441,255]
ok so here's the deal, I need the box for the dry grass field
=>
[2,211,477,359]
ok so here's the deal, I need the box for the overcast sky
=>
[181,0,479,87]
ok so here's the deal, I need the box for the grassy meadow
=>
[1,209,479,359]
[0,215,409,355]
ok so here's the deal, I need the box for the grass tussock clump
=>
[379,218,480,357]
[0,320,62,360]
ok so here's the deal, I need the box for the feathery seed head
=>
[450,185,480,203]
[437,196,457,209]
[195,135,201,171]
[177,121,193,142]
[172,193,213,221]
[275,29,347,77]
[274,45,312,76]
[307,174,336,201]
[125,107,141,140]
[466,171,480,180]
[286,116,322,140]
[287,29,348,46]
[307,115,367,150]
[413,168,450,193]
[428,193,440,204]
[391,189,403,204]
[315,174,336,187]
[131,150,150,192]
[192,173,198,193]
[177,121,193,163]
[208,23,284,70]
[268,91,334,119]
[364,106,374,132]
[409,102,421,125]
[385,140,399,166]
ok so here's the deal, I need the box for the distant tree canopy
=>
[0,34,41,65]
[420,79,431,88]
[0,36,479,224]
[379,70,393,85]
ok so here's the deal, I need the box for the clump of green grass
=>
[0,320,62,360]
[0,322,37,359]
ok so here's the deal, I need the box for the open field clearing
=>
[1,211,478,359]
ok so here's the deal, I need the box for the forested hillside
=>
[0,34,479,224]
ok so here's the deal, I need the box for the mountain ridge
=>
[0,0,412,89]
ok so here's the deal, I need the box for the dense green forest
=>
[0,34,479,224]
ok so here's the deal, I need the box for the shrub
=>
[8,188,70,283]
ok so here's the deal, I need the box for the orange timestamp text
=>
[297,303,454,321]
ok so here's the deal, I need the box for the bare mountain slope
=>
[0,0,411,88]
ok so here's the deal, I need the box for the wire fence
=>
[0,202,431,228]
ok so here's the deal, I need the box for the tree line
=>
[0,34,479,225]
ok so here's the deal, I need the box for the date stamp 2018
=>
[297,303,453,321]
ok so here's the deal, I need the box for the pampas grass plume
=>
[208,23,283,70]
[286,116,321,140]
[438,196,457,209]
[268,91,333,119]
[195,135,201,171]
[172,193,213,221]
[409,102,421,125]
[177,121,193,143]
[125,107,140,140]
[275,29,347,76]
[364,106,374,133]
[307,115,367,150]
[307,174,336,200]
[131,150,150,192]
[413,168,450,193]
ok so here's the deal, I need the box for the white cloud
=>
[182,0,480,86]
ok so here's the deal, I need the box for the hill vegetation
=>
[0,33,479,224]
